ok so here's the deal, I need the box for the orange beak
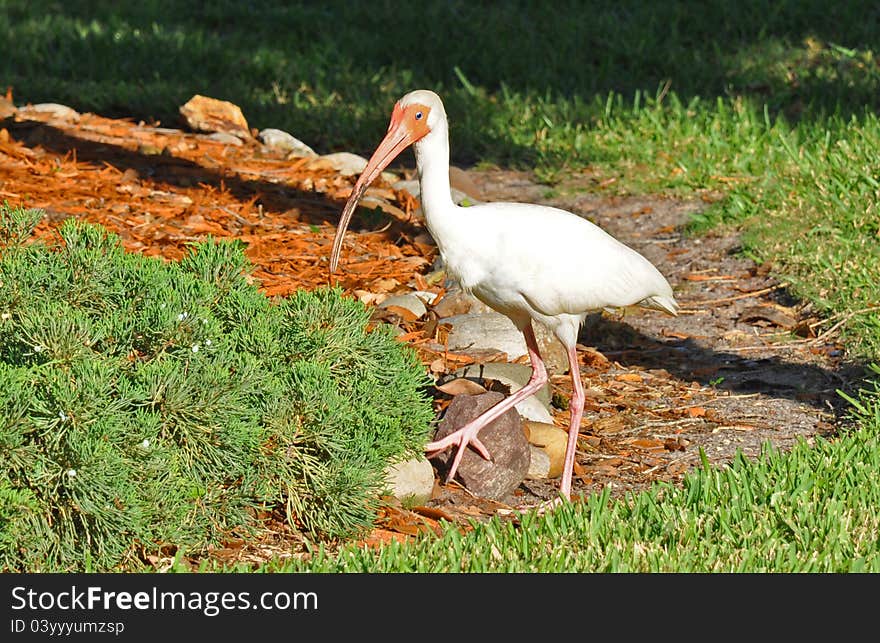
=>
[329,103,424,273]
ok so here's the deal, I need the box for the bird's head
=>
[329,90,445,273]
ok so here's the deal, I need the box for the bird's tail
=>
[640,294,679,316]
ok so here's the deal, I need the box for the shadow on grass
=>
[3,1,879,161]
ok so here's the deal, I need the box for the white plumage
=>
[330,90,677,503]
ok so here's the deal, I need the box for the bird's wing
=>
[469,203,676,317]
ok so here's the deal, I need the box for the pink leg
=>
[425,321,548,483]
[558,344,585,500]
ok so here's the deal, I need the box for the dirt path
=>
[0,106,865,554]
[444,170,863,510]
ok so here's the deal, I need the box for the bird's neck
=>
[413,126,460,248]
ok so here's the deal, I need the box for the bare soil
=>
[0,106,865,559]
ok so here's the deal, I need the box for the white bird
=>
[330,90,678,503]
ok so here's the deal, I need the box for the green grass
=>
[3,0,880,571]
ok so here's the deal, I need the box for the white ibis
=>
[330,90,678,503]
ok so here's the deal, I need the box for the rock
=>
[513,397,554,424]
[384,457,435,506]
[430,392,529,500]
[393,178,476,207]
[449,166,484,202]
[379,293,427,320]
[179,94,251,140]
[319,152,369,177]
[0,96,17,119]
[448,362,552,407]
[205,132,244,146]
[432,288,492,318]
[527,445,551,479]
[737,304,797,329]
[411,290,439,306]
[258,128,317,157]
[445,311,528,360]
[443,362,553,423]
[433,291,568,374]
[22,103,79,122]
[524,421,568,478]
[533,324,569,375]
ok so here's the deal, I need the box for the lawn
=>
[2,0,879,571]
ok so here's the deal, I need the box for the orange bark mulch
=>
[0,106,435,298]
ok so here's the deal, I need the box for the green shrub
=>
[0,205,434,571]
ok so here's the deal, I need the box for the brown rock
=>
[179,95,252,140]
[430,392,529,500]
[0,96,16,120]
[431,289,490,318]
[523,421,568,478]
[449,166,484,201]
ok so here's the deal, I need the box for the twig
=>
[640,453,696,476]
[722,342,809,352]
[217,206,253,227]
[680,282,790,307]
[813,305,880,341]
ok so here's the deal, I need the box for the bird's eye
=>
[415,111,423,120]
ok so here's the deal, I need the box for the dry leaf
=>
[382,304,419,322]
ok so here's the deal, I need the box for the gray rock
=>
[430,391,529,500]
[258,128,317,157]
[445,311,529,360]
[527,445,551,479]
[23,103,80,122]
[441,303,568,374]
[379,293,427,320]
[384,457,435,506]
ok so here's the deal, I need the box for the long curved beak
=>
[329,111,415,273]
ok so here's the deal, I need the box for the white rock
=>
[24,103,80,122]
[514,397,554,424]
[258,128,317,157]
[321,152,397,182]
[379,293,427,319]
[527,445,551,479]
[411,290,439,305]
[205,132,244,146]
[384,457,435,505]
[321,152,369,176]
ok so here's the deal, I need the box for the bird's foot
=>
[425,424,492,483]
